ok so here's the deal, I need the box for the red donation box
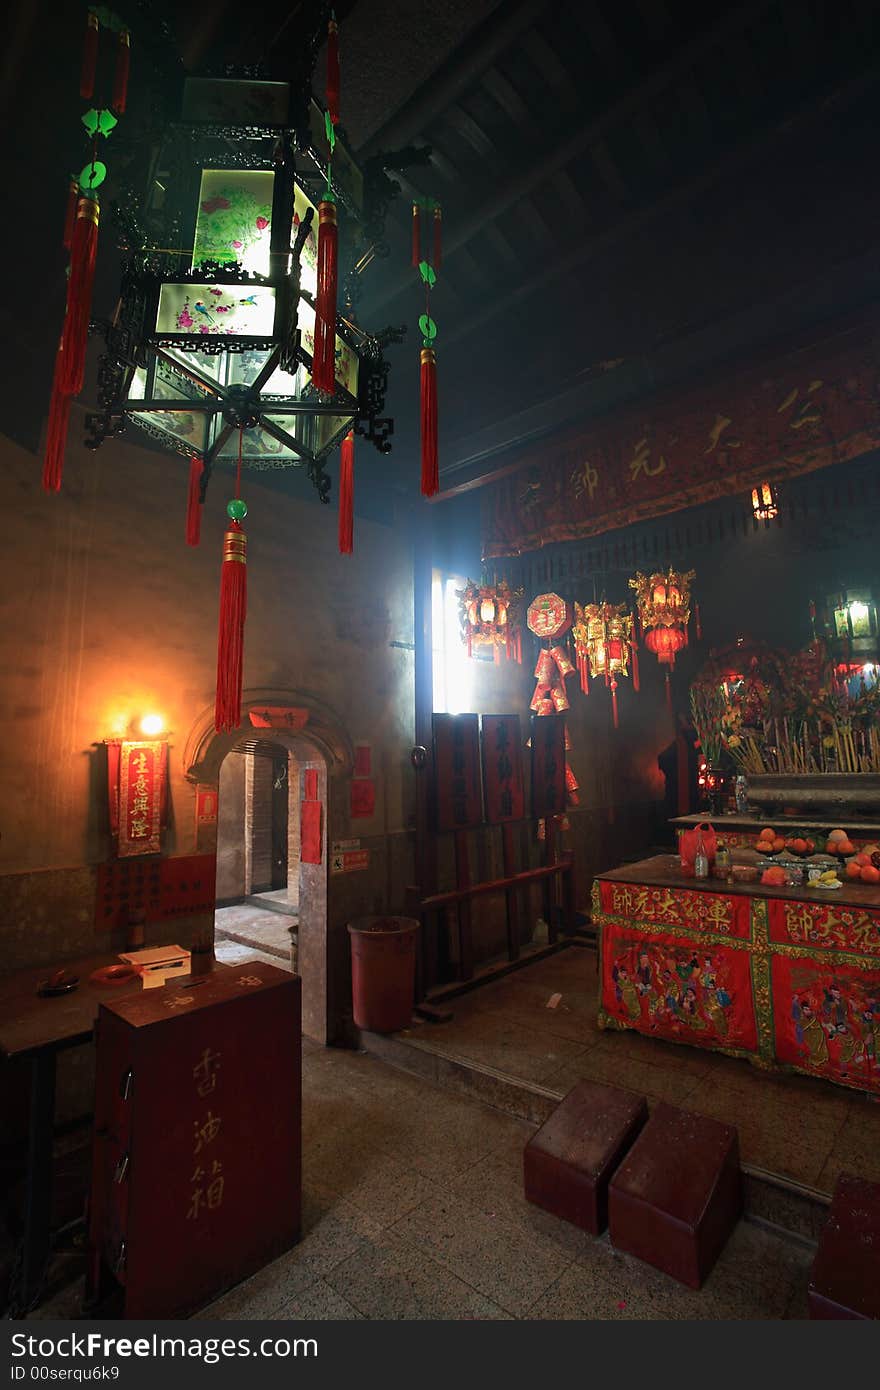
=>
[88,962,301,1318]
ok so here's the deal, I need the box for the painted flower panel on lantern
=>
[155,283,277,338]
[193,170,274,275]
[214,422,302,462]
[297,299,359,397]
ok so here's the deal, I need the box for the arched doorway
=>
[183,690,354,1042]
[213,735,308,971]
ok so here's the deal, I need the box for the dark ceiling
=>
[5,0,880,513]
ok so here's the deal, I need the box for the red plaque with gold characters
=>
[526,592,572,640]
[117,740,166,858]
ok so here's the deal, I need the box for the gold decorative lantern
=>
[572,601,638,728]
[457,579,523,663]
[629,567,699,706]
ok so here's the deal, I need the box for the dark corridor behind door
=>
[271,755,289,890]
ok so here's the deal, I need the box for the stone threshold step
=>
[357,1027,830,1246]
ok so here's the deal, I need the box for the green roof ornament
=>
[81,108,118,138]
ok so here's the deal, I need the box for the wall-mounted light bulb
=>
[140,713,165,736]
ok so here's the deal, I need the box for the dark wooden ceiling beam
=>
[364,0,776,313]
[359,0,550,157]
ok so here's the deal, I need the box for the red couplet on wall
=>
[481,714,524,823]
[432,713,483,831]
[530,714,566,819]
[300,801,322,864]
[350,779,376,818]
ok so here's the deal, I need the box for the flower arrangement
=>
[691,641,880,774]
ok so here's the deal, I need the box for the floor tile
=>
[271,1278,362,1320]
[325,1227,511,1320]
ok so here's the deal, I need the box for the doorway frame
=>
[183,688,354,1042]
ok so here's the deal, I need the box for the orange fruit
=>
[860,865,880,884]
[772,837,785,853]
[846,860,863,879]
[854,852,870,867]
[838,839,855,855]
[828,829,847,843]
[805,839,815,854]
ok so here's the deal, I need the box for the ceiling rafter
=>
[364,0,777,314]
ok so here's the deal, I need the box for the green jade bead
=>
[227,498,248,521]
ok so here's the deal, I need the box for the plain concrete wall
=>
[0,414,417,1035]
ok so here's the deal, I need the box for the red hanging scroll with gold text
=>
[110,740,167,858]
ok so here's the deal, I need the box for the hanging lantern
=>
[572,601,637,728]
[77,13,406,548]
[526,593,578,804]
[457,579,522,663]
[629,567,697,707]
[751,481,779,520]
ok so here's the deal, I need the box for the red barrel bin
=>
[348,917,419,1033]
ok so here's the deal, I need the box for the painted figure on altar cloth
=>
[792,997,829,1068]
[610,939,739,1044]
[612,963,642,1020]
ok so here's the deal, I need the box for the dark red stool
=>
[523,1080,648,1235]
[608,1102,741,1288]
[809,1173,880,1320]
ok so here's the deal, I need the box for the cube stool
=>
[808,1173,880,1320]
[523,1080,648,1235]
[608,1102,741,1289]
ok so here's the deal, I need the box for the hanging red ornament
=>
[338,429,354,554]
[80,11,99,100]
[432,205,442,269]
[62,179,78,250]
[420,346,438,496]
[214,432,248,733]
[572,601,635,724]
[457,579,523,661]
[411,202,421,269]
[185,456,203,547]
[58,197,100,397]
[326,15,340,126]
[42,352,71,493]
[311,198,338,394]
[630,567,697,707]
[111,29,130,115]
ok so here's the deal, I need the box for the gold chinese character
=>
[570,459,599,500]
[193,1047,221,1097]
[193,1110,222,1154]
[704,413,740,455]
[628,437,666,481]
[207,1159,224,1210]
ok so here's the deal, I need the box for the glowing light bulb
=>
[140,713,165,736]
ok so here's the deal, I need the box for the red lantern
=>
[630,567,697,709]
[643,626,687,666]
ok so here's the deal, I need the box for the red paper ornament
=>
[420,347,438,497]
[338,429,354,554]
[311,199,338,394]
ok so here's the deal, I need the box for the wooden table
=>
[0,953,216,1313]
[593,856,880,1096]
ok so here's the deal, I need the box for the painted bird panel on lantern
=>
[155,283,277,339]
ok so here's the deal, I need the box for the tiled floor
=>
[214,901,296,963]
[29,1035,814,1321]
[399,947,880,1195]
[196,1041,813,1321]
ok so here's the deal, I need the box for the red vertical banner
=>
[301,802,323,864]
[432,713,483,831]
[303,768,319,801]
[530,715,566,819]
[481,714,524,823]
[117,741,167,857]
[195,786,218,828]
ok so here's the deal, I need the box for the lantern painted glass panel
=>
[154,283,278,338]
[293,183,318,299]
[193,170,274,274]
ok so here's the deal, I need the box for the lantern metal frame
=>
[85,56,410,507]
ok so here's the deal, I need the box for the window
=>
[432,570,473,714]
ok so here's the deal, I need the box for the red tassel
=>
[611,678,619,729]
[338,429,354,554]
[185,457,203,547]
[214,521,247,733]
[112,30,130,115]
[326,16,340,125]
[695,601,702,640]
[42,351,71,493]
[665,671,672,710]
[420,346,438,497]
[411,202,421,269]
[311,199,338,394]
[58,197,100,398]
[80,11,99,100]
[62,180,78,250]
[631,643,640,692]
[432,205,442,269]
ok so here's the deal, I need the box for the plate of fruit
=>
[843,845,880,885]
[754,829,815,857]
[825,829,856,858]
